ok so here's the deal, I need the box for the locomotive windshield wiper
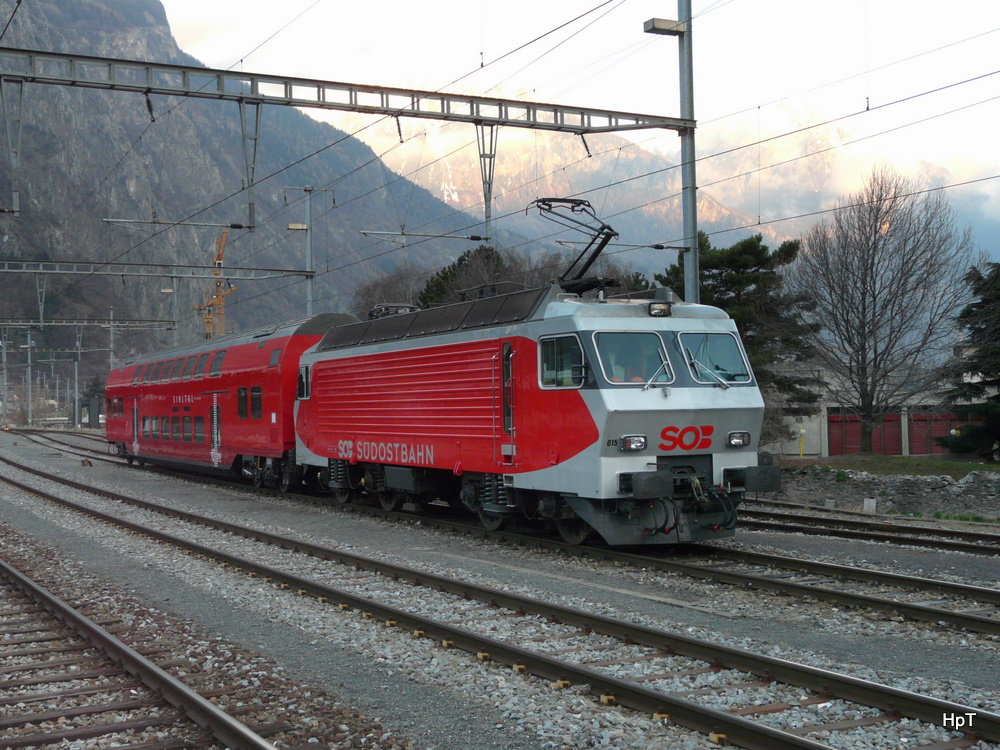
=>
[642,356,671,391]
[685,349,730,389]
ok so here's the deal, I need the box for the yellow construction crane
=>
[194,230,236,339]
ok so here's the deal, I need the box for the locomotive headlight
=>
[727,431,751,447]
[648,302,672,317]
[620,435,647,451]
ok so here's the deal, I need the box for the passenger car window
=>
[595,332,672,385]
[209,350,226,376]
[540,335,584,388]
[194,352,210,378]
[181,355,197,380]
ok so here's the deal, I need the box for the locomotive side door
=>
[496,340,517,467]
[204,391,224,468]
[129,398,140,456]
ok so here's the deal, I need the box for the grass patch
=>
[932,510,986,523]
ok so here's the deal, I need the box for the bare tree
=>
[784,166,977,452]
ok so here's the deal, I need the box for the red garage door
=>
[828,411,902,456]
[908,411,979,455]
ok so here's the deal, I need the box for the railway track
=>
[739,508,1000,556]
[0,556,277,749]
[7,428,123,465]
[1,456,997,750]
[7,433,1000,637]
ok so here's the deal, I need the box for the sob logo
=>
[659,425,714,451]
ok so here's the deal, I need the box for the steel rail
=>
[684,545,1000,605]
[749,496,1000,530]
[2,463,997,747]
[0,557,278,750]
[739,518,1000,556]
[741,508,1000,545]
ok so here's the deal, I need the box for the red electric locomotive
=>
[105,313,354,484]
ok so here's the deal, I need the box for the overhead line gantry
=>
[0,46,694,242]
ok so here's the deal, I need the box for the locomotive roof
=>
[318,286,553,351]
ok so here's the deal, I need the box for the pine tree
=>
[942,264,1000,458]
[655,232,820,441]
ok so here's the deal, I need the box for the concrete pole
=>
[305,187,314,317]
[74,327,81,428]
[171,277,179,347]
[0,329,6,426]
[109,306,115,371]
[25,330,32,426]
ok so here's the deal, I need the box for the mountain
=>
[0,0,489,373]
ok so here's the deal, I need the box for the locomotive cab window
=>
[678,332,751,384]
[595,332,672,385]
[268,348,282,366]
[540,335,585,388]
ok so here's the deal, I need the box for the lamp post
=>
[645,2,699,303]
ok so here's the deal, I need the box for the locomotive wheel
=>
[126,455,134,466]
[478,510,508,531]
[331,489,352,505]
[278,463,299,493]
[555,516,592,545]
[378,491,402,512]
[252,464,264,488]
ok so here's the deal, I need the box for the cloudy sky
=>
[158,0,999,250]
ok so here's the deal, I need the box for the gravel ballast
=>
[1,435,998,749]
